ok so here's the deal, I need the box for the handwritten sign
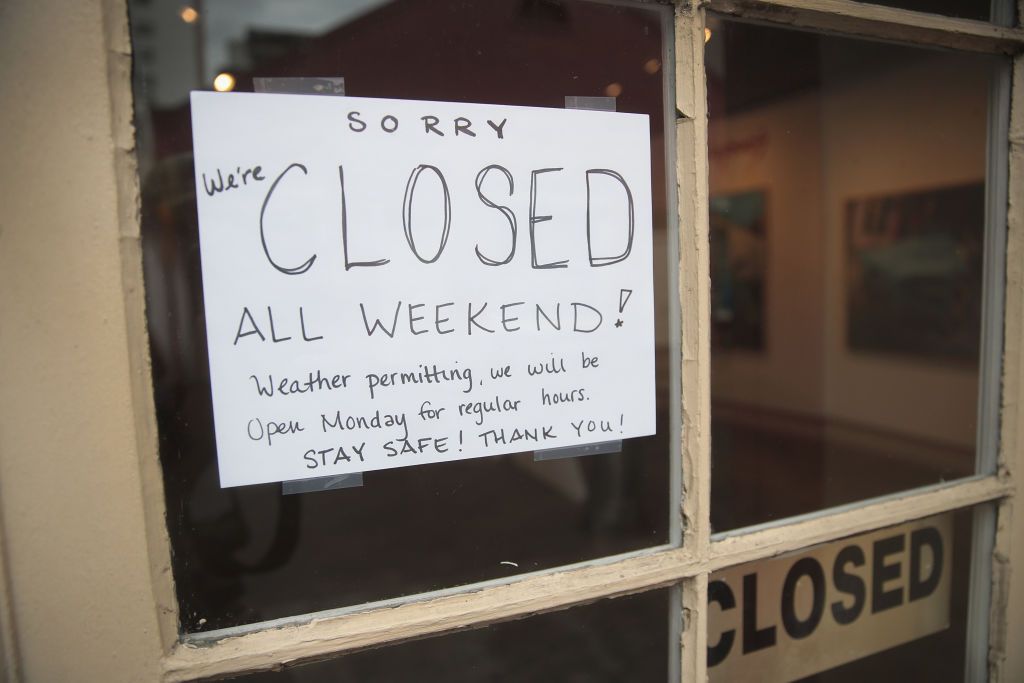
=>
[190,92,655,487]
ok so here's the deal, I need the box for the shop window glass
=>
[129,0,676,633]
[706,17,1000,530]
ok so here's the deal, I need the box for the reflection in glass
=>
[234,588,672,682]
[706,18,999,530]
[129,0,675,633]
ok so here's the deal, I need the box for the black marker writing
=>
[260,163,316,275]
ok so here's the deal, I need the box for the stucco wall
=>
[0,0,165,680]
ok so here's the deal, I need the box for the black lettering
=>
[403,165,452,264]
[487,118,507,139]
[360,302,402,338]
[347,111,367,132]
[202,170,224,196]
[267,306,291,343]
[435,302,455,334]
[536,303,561,331]
[572,302,602,333]
[707,580,736,667]
[742,573,776,654]
[468,302,494,334]
[408,303,428,335]
[474,165,517,266]
[421,115,444,136]
[501,302,525,332]
[339,165,389,270]
[260,163,317,275]
[910,526,944,601]
[233,307,265,345]
[781,558,825,639]
[250,374,273,397]
[529,168,568,269]
[299,307,323,342]
[454,116,476,137]
[872,535,905,613]
[586,169,635,266]
[381,114,399,133]
[831,545,866,625]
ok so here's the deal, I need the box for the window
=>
[123,1,1019,680]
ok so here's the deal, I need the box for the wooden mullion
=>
[674,1,713,680]
[709,476,1012,571]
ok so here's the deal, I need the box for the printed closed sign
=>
[189,92,656,487]
[708,515,952,681]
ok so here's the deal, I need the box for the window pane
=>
[706,506,984,682]
[130,0,676,633]
[706,18,1000,531]
[221,588,673,682]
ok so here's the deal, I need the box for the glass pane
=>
[221,588,673,682]
[706,506,984,682]
[851,0,991,21]
[129,0,676,633]
[706,17,1001,531]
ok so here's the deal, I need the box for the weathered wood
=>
[674,4,712,680]
[710,477,1012,569]
[102,0,181,653]
[163,547,693,681]
[706,0,1024,54]
[161,475,1009,680]
[991,48,1024,683]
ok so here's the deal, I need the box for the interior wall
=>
[820,51,988,448]
[0,0,165,680]
[709,92,827,416]
[710,49,989,449]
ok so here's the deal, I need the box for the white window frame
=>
[98,1,1024,680]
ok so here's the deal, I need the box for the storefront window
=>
[706,17,1001,530]
[115,1,1014,680]
[130,0,677,634]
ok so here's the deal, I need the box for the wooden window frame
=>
[101,0,1024,680]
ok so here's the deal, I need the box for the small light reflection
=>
[180,6,199,24]
[213,72,236,92]
[705,27,713,43]
[604,82,623,97]
[643,58,661,75]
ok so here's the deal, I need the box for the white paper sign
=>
[190,91,656,487]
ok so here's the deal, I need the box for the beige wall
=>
[820,52,988,448]
[709,92,828,416]
[710,51,988,448]
[0,0,164,680]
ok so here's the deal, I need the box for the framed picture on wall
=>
[845,181,984,361]
[710,190,767,351]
